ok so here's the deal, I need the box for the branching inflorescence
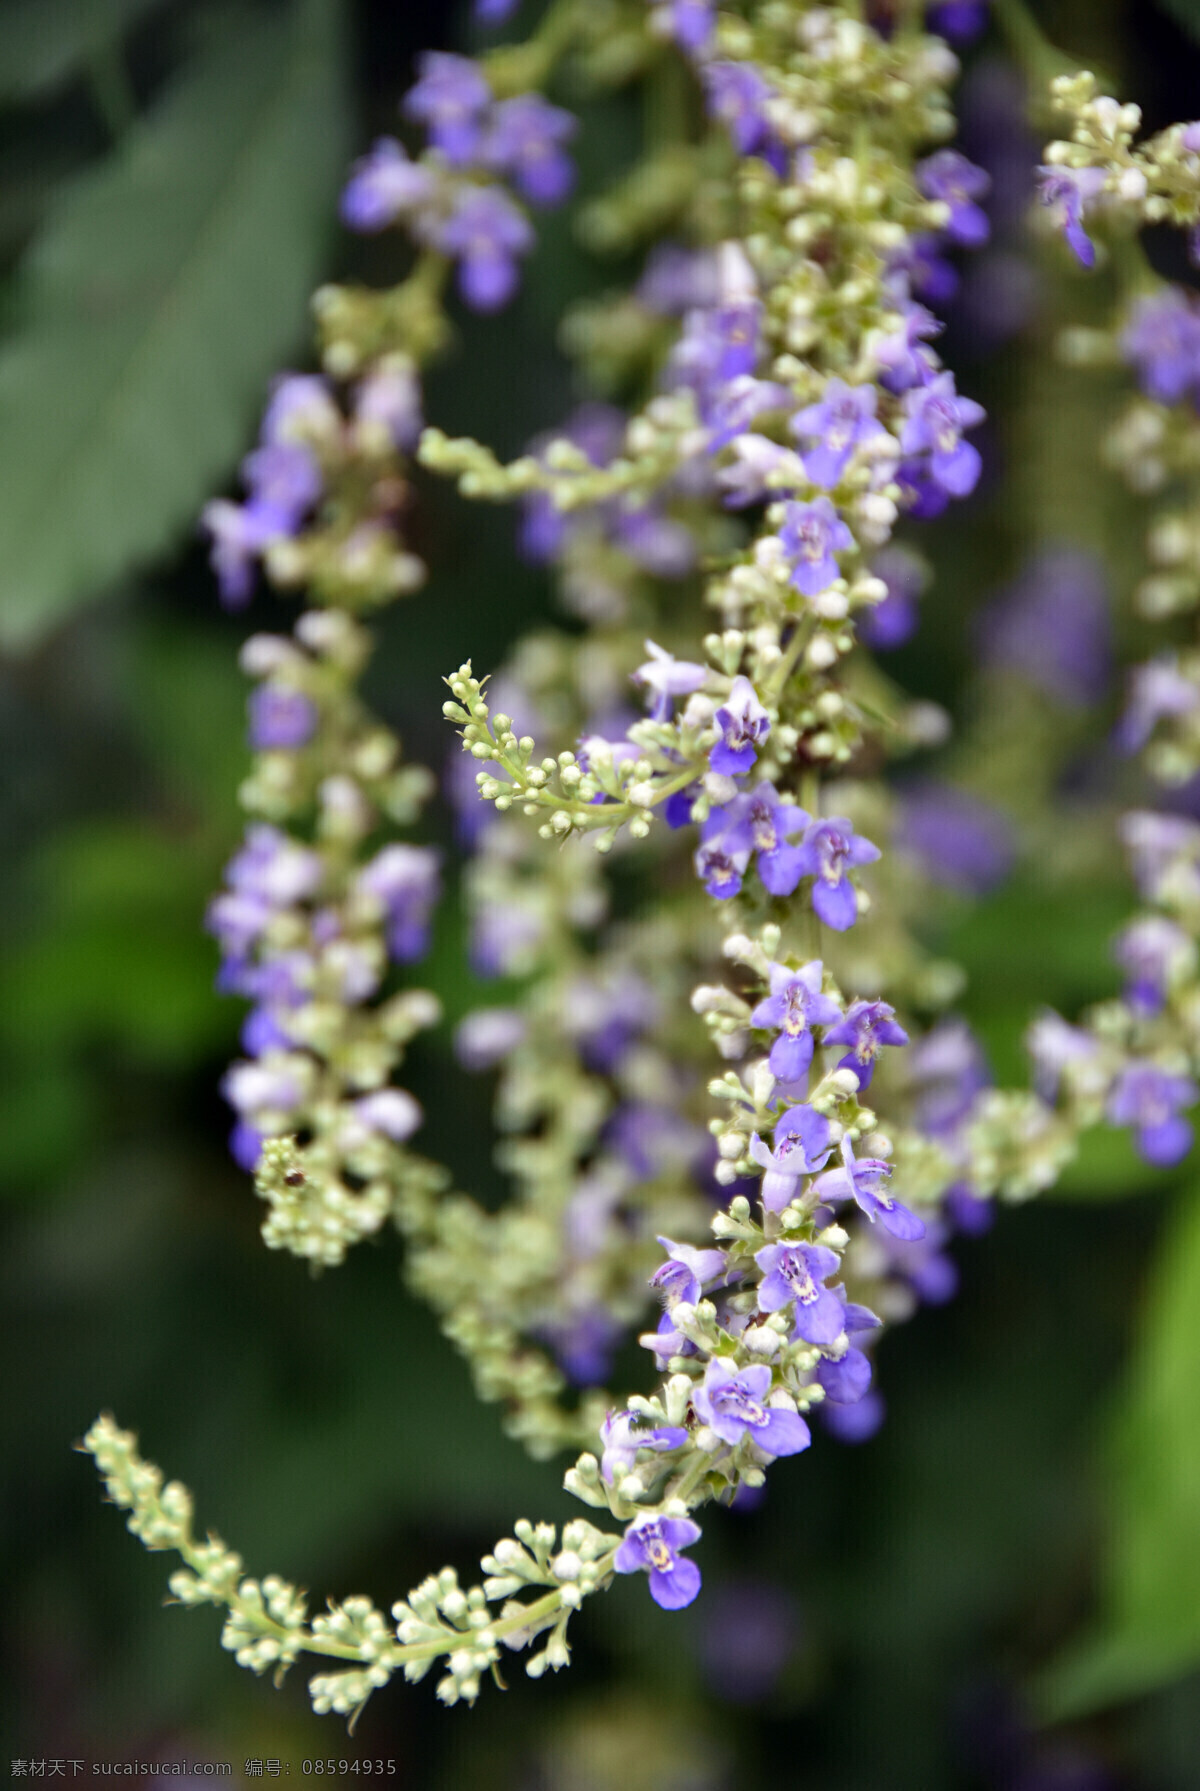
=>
[81,0,1200,1728]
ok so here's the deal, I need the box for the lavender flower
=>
[634,639,708,721]
[789,379,887,489]
[248,686,317,751]
[1037,166,1106,268]
[703,62,776,158]
[614,1514,703,1609]
[859,544,925,650]
[454,1006,527,1069]
[1120,287,1200,406]
[357,844,441,962]
[1107,1064,1197,1167]
[599,1411,688,1486]
[749,960,840,1082]
[693,1358,811,1456]
[780,498,855,597]
[1121,810,1200,907]
[748,1105,833,1211]
[977,546,1111,708]
[437,185,534,313]
[917,149,992,248]
[754,1242,844,1344]
[340,138,434,232]
[711,676,770,775]
[1027,1009,1102,1104]
[822,999,908,1090]
[900,372,986,500]
[1115,655,1200,755]
[651,1236,728,1308]
[874,303,943,395]
[927,2,990,44]
[354,359,423,450]
[895,783,1014,896]
[475,0,518,22]
[813,1138,925,1239]
[704,784,811,898]
[403,53,492,165]
[814,1296,880,1407]
[352,1088,422,1141]
[796,816,880,931]
[650,0,715,56]
[1113,916,1195,1014]
[694,823,752,899]
[483,94,577,206]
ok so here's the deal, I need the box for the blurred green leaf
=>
[0,0,349,649]
[1052,1126,1176,1202]
[0,0,164,106]
[1036,1184,1200,1718]
[1157,0,1200,43]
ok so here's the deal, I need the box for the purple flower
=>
[1026,1009,1101,1104]
[260,374,340,450]
[695,1581,798,1705]
[703,62,775,158]
[813,1138,925,1239]
[356,844,441,962]
[704,376,791,452]
[748,1105,833,1211]
[1113,916,1194,1015]
[900,372,986,499]
[821,1389,885,1442]
[1120,286,1200,406]
[535,1308,624,1386]
[977,546,1111,707]
[471,900,545,977]
[755,1242,844,1344]
[874,304,943,396]
[229,1121,265,1172]
[918,149,991,248]
[248,686,317,751]
[637,243,720,315]
[894,233,960,306]
[694,827,752,899]
[201,499,282,607]
[823,999,908,1090]
[652,0,716,56]
[927,2,990,44]
[483,93,577,206]
[749,960,840,1082]
[711,676,769,776]
[354,359,423,450]
[694,1359,811,1457]
[634,638,708,721]
[859,544,925,650]
[1037,165,1106,268]
[1121,810,1200,907]
[651,1236,728,1308]
[340,138,434,232]
[353,1088,422,1141]
[895,783,1014,896]
[789,380,887,489]
[815,1346,873,1406]
[437,185,534,312]
[614,1514,703,1610]
[242,442,323,525]
[1108,1064,1197,1167]
[881,1216,959,1304]
[668,299,761,395]
[403,53,492,166]
[612,504,697,577]
[796,816,880,931]
[711,784,812,897]
[600,1411,689,1486]
[475,0,519,22]
[454,1006,527,1069]
[780,498,854,597]
[1115,655,1200,755]
[716,434,799,508]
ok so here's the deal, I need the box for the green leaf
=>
[0,0,350,649]
[1036,1184,1200,1718]
[0,0,164,105]
[1157,0,1200,44]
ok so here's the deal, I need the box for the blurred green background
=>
[7,0,1200,1784]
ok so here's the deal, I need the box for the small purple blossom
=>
[701,784,812,899]
[1115,655,1200,755]
[927,2,990,44]
[779,497,855,597]
[599,1411,689,1486]
[475,0,519,22]
[614,1514,703,1610]
[748,1105,832,1212]
[340,138,434,232]
[894,233,960,306]
[813,1138,925,1239]
[874,303,943,395]
[637,243,720,315]
[1120,287,1200,406]
[356,844,441,962]
[1108,1063,1198,1168]
[634,638,708,721]
[977,546,1111,707]
[790,380,887,489]
[1037,165,1106,268]
[403,53,492,166]
[703,62,776,158]
[859,544,925,650]
[1113,916,1194,1015]
[651,0,715,56]
[711,676,770,775]
[483,93,577,206]
[716,434,798,508]
[823,999,909,1090]
[352,1088,422,1142]
[796,816,880,931]
[354,359,423,450]
[248,686,317,751]
[454,1006,527,1069]
[1121,810,1200,907]
[437,185,535,312]
[918,149,992,248]
[1026,1009,1101,1104]
[755,1241,844,1344]
[749,960,840,1083]
[651,1236,728,1308]
[694,1358,811,1457]
[895,783,1015,896]
[900,372,986,499]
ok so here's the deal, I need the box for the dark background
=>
[6,1,1200,1785]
